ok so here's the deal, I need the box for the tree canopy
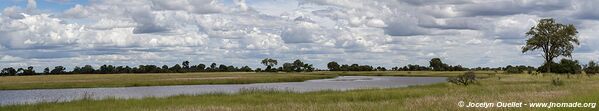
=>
[260,58,278,72]
[327,61,340,71]
[429,58,445,71]
[523,18,579,73]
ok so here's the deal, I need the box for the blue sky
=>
[1,0,87,12]
[1,0,599,70]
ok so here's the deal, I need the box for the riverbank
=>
[0,71,493,90]
[2,73,597,111]
[0,72,336,90]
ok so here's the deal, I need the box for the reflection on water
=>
[0,76,446,106]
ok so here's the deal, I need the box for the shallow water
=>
[0,76,446,106]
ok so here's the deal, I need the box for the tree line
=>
[0,61,254,76]
[1,57,598,76]
[0,59,317,76]
[257,58,315,72]
[327,58,470,71]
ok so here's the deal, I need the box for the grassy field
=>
[0,72,336,90]
[2,71,598,111]
[330,70,499,77]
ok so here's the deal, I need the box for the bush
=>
[538,59,582,74]
[557,59,582,74]
[584,61,599,75]
[551,78,564,86]
[537,62,559,73]
[505,67,523,74]
[448,71,477,86]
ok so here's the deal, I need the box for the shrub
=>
[447,71,477,86]
[551,78,564,86]
[505,67,523,74]
[538,59,582,74]
[556,59,582,74]
[584,61,599,75]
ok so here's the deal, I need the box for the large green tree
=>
[522,18,579,73]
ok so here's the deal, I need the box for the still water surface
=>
[0,76,446,106]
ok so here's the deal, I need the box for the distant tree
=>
[504,65,536,74]
[159,65,169,73]
[338,64,347,71]
[376,66,387,71]
[523,18,579,73]
[218,64,227,71]
[161,65,169,70]
[50,66,66,74]
[17,68,24,75]
[210,63,217,71]
[429,58,445,71]
[182,61,190,69]
[226,65,236,72]
[350,64,359,71]
[282,63,294,72]
[584,61,599,74]
[44,67,50,74]
[124,66,132,73]
[99,65,116,74]
[261,58,278,72]
[359,65,373,71]
[505,66,523,74]
[18,66,36,75]
[197,64,206,71]
[138,65,160,73]
[2,67,17,76]
[115,66,125,73]
[72,66,82,74]
[81,65,95,74]
[255,68,262,72]
[240,66,253,72]
[327,61,340,71]
[303,64,314,72]
[451,65,467,71]
[170,64,182,73]
[27,66,35,74]
[292,59,305,72]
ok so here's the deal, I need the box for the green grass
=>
[2,71,598,111]
[0,72,336,90]
[330,71,499,77]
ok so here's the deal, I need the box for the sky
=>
[0,0,598,70]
